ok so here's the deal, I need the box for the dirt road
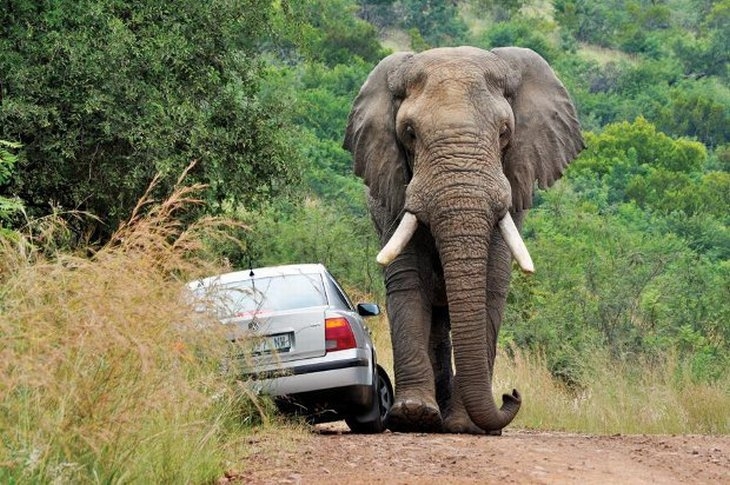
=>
[230,422,729,484]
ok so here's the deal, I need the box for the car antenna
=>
[248,255,255,277]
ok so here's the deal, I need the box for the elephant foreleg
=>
[383,253,442,433]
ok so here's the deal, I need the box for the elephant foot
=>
[442,408,504,436]
[442,416,503,435]
[442,415,486,435]
[385,398,442,433]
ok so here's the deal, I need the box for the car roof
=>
[189,263,328,288]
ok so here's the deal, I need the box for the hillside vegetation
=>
[1,0,728,481]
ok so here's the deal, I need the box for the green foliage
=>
[511,117,729,386]
[0,140,23,227]
[569,118,728,260]
[506,182,729,387]
[0,140,19,186]
[554,0,672,55]
[655,78,730,147]
[399,0,468,47]
[551,0,730,147]
[277,0,386,66]
[672,0,730,80]
[294,61,374,143]
[0,0,300,241]
[356,0,468,48]
[571,119,688,206]
[237,197,383,298]
[553,0,624,48]
[469,0,527,19]
[475,17,558,63]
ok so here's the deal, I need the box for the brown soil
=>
[228,422,729,484]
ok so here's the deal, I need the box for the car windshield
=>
[195,273,327,319]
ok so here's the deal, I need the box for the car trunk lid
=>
[226,307,327,366]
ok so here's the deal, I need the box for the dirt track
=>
[230,422,729,484]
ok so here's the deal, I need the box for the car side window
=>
[324,273,353,311]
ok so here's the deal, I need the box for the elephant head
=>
[344,47,583,433]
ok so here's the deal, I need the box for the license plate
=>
[251,333,292,354]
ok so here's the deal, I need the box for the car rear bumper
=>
[246,348,374,398]
[274,383,374,422]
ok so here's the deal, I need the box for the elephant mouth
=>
[376,211,534,273]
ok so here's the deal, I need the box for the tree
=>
[656,79,730,147]
[0,0,300,241]
[476,17,558,63]
[280,0,386,67]
[398,0,468,47]
[673,0,730,81]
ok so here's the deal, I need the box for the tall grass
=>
[495,348,730,435]
[0,169,270,483]
[344,286,393,378]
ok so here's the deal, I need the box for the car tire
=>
[346,365,393,434]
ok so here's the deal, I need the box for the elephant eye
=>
[404,124,416,142]
[499,124,511,149]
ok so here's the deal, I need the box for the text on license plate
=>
[251,333,292,354]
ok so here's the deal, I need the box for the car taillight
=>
[325,317,356,352]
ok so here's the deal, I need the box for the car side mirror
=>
[356,303,380,317]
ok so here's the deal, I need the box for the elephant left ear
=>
[492,47,585,211]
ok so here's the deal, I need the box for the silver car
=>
[188,263,393,433]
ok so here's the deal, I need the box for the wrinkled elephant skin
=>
[344,46,584,434]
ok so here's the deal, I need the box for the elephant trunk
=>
[379,143,528,432]
[430,186,522,433]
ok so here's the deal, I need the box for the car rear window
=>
[198,273,327,318]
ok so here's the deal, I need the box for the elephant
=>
[343,46,584,434]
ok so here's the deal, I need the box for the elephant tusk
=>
[498,213,535,274]
[376,212,419,266]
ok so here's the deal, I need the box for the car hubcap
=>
[378,374,393,420]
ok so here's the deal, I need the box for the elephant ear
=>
[492,47,584,211]
[344,52,413,218]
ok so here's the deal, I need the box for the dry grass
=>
[342,286,393,378]
[378,28,411,53]
[578,42,638,65]
[495,348,730,435]
[0,165,271,483]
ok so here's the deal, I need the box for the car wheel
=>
[346,365,393,434]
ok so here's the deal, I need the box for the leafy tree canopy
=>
[0,0,301,241]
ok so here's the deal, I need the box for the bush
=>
[505,175,728,387]
[235,197,384,299]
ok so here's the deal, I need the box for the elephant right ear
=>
[344,52,413,217]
